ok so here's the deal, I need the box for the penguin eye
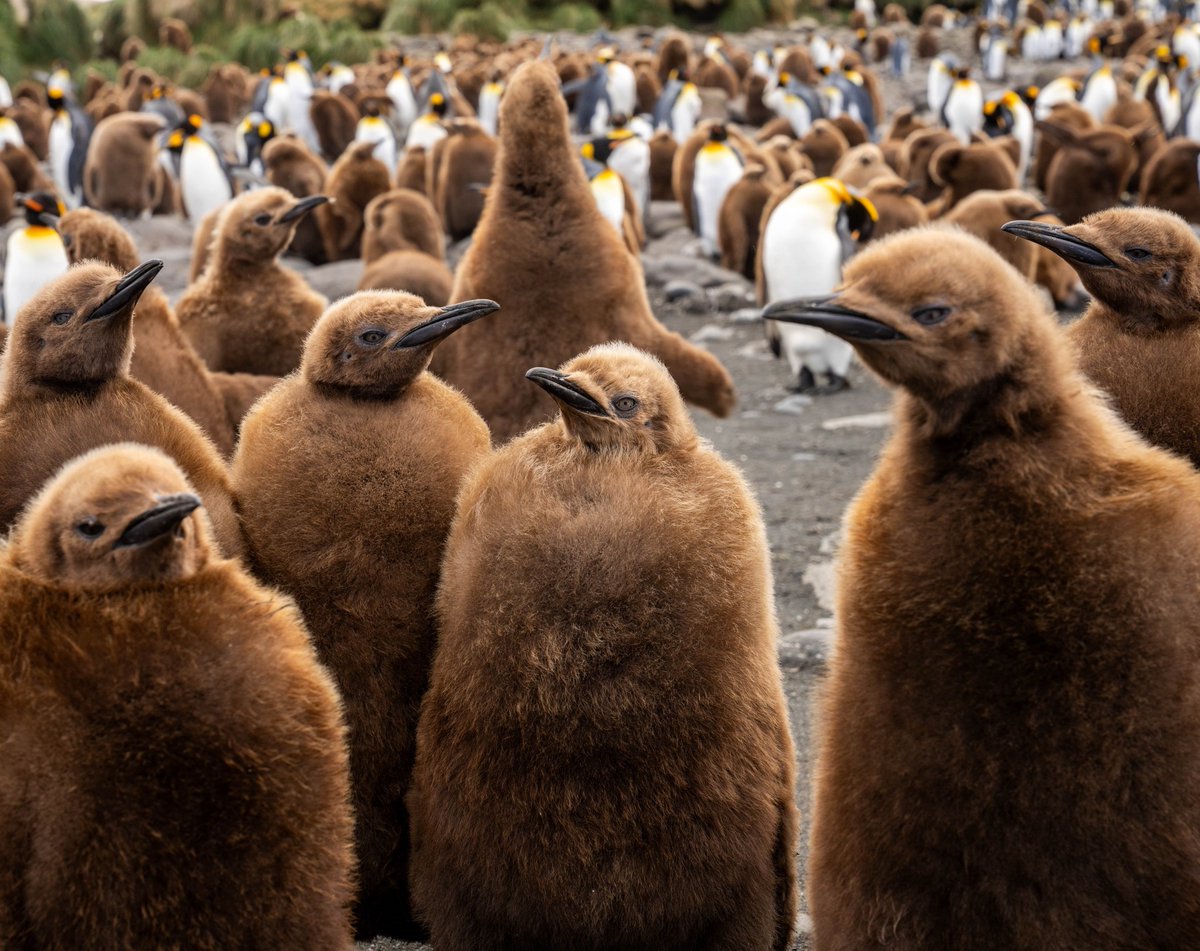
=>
[51,310,72,325]
[357,329,387,346]
[613,395,639,417]
[253,213,273,226]
[1125,247,1152,260]
[911,306,951,326]
[75,518,105,540]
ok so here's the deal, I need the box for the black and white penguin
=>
[405,91,448,151]
[652,70,701,143]
[236,113,276,178]
[47,88,90,210]
[2,193,68,322]
[355,106,397,173]
[692,125,744,259]
[169,114,234,221]
[983,90,1033,180]
[586,125,650,222]
[760,177,876,393]
[569,61,613,137]
[765,71,825,137]
[386,57,418,137]
[941,67,984,144]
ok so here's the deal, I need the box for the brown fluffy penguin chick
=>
[942,188,1052,279]
[1004,207,1200,466]
[434,119,496,240]
[0,262,243,557]
[649,128,677,200]
[0,444,354,950]
[719,164,772,278]
[262,135,331,265]
[830,142,892,189]
[188,206,220,283]
[436,61,735,442]
[82,112,167,216]
[763,227,1200,950]
[860,174,927,240]
[1041,122,1136,224]
[1140,138,1200,223]
[409,343,797,951]
[799,119,850,177]
[925,139,1018,216]
[58,208,238,456]
[395,144,428,193]
[357,188,453,304]
[318,140,392,262]
[233,293,495,941]
[177,187,330,376]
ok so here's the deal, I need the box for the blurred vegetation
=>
[19,0,94,66]
[0,0,21,79]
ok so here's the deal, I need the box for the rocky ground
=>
[0,25,1098,947]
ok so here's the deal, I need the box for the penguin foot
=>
[814,374,851,395]
[789,367,818,393]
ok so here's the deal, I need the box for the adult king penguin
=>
[765,227,1200,950]
[0,444,355,949]
[170,114,234,221]
[692,124,745,259]
[410,343,797,951]
[2,192,67,323]
[434,61,735,442]
[46,87,90,209]
[759,177,876,393]
[941,67,984,144]
[234,293,496,941]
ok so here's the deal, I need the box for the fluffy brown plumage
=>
[318,141,393,262]
[765,227,1200,948]
[942,188,1051,279]
[82,112,167,216]
[1005,207,1200,467]
[234,292,494,940]
[410,343,796,950]
[177,187,329,376]
[0,262,243,557]
[262,135,331,265]
[719,165,772,278]
[0,443,354,949]
[1040,121,1136,224]
[436,61,735,442]
[356,189,453,304]
[434,119,496,240]
[1140,138,1200,223]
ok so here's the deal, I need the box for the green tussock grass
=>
[21,0,94,66]
[0,0,21,79]
[716,0,769,32]
[450,1,517,40]
[607,0,673,27]
[215,16,383,70]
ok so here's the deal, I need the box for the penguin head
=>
[525,343,698,454]
[302,292,500,397]
[59,208,139,271]
[6,259,163,388]
[763,227,1046,407]
[1003,207,1200,329]
[7,444,210,590]
[18,192,64,229]
[214,187,331,263]
[429,92,448,117]
[707,123,729,144]
[581,136,612,165]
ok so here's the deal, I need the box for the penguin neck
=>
[896,320,1078,452]
[1084,297,1200,336]
[212,239,282,277]
[495,122,590,215]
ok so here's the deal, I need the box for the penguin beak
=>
[86,260,165,322]
[277,195,330,223]
[1000,220,1117,268]
[392,299,501,349]
[113,493,202,549]
[763,295,909,341]
[525,368,610,417]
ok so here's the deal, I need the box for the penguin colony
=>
[5,7,1200,949]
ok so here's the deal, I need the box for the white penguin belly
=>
[4,228,69,321]
[762,207,852,378]
[406,119,447,151]
[693,147,743,258]
[48,117,76,208]
[355,118,396,170]
[590,171,627,237]
[181,139,233,220]
[609,139,650,217]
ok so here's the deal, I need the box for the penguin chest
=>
[0,117,22,150]
[590,170,627,236]
[693,146,743,252]
[479,86,502,135]
[945,85,983,141]
[406,119,446,151]
[609,140,650,208]
[4,227,69,319]
[48,116,73,189]
[355,118,395,167]
[180,139,232,219]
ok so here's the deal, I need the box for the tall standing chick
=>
[233,293,497,941]
[0,444,354,950]
[437,61,735,442]
[1005,208,1200,468]
[765,228,1200,949]
[0,261,243,557]
[410,343,797,951]
[177,187,329,376]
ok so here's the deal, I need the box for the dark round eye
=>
[1125,247,1152,260]
[75,518,105,540]
[357,329,386,346]
[51,311,71,325]
[253,213,273,226]
[613,396,639,417]
[911,306,951,326]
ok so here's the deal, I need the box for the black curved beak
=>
[393,299,501,349]
[112,493,202,549]
[762,296,908,341]
[86,260,164,322]
[1000,220,1117,268]
[278,195,330,223]
[525,367,609,416]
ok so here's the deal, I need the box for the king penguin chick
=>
[435,61,735,442]
[759,177,877,393]
[1004,208,1200,467]
[409,343,797,951]
[234,293,496,942]
[318,140,392,262]
[764,226,1200,950]
[57,208,272,456]
[692,124,745,259]
[0,443,354,950]
[177,187,329,375]
[2,192,67,323]
[357,188,454,305]
[83,112,167,216]
[0,262,243,557]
